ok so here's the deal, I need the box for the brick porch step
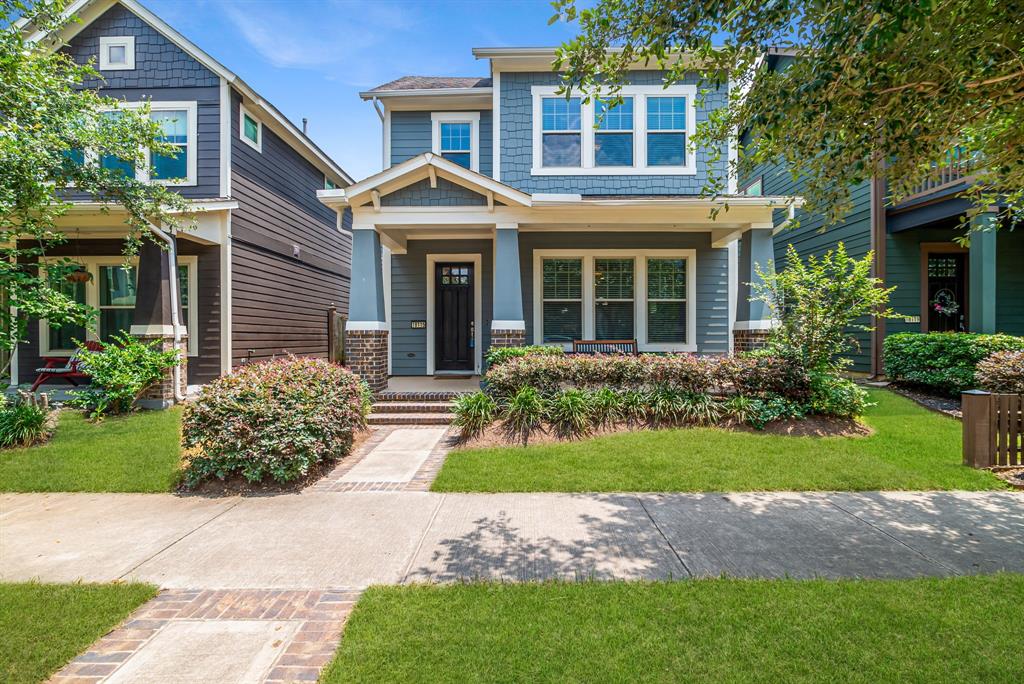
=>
[372,401,453,414]
[368,412,455,426]
[376,390,469,402]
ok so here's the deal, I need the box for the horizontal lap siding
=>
[519,232,729,355]
[390,110,493,176]
[996,229,1024,335]
[229,91,350,366]
[391,240,494,376]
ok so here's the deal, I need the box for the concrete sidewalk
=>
[3,490,1022,587]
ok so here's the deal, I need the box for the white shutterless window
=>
[431,112,480,172]
[540,258,583,343]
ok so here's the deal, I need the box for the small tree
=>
[751,243,897,372]
[1,0,191,379]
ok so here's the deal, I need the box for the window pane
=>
[543,302,582,343]
[100,154,135,177]
[151,149,186,180]
[63,148,85,166]
[440,123,471,152]
[543,259,582,299]
[647,132,685,167]
[325,178,337,190]
[442,152,471,169]
[177,265,189,308]
[594,97,633,130]
[100,309,134,343]
[108,44,126,64]
[647,97,686,130]
[647,259,686,299]
[594,259,634,300]
[243,114,259,143]
[541,97,581,131]
[647,301,687,343]
[595,301,634,339]
[100,266,137,307]
[595,133,633,166]
[741,178,763,196]
[49,279,87,350]
[542,133,581,167]
[152,110,187,144]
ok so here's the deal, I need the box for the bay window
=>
[534,250,696,351]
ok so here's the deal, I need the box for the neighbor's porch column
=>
[733,227,775,352]
[346,224,389,392]
[491,223,526,349]
[131,239,187,408]
[968,211,998,334]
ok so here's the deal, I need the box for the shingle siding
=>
[499,71,727,195]
[382,178,487,206]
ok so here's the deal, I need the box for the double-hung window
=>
[534,251,696,351]
[431,112,480,172]
[646,97,687,167]
[99,111,136,178]
[150,109,189,181]
[89,102,197,185]
[98,265,137,343]
[594,98,634,167]
[540,97,582,168]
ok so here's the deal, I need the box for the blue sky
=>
[144,0,582,180]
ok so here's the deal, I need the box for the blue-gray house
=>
[319,49,796,391]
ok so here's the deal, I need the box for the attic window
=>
[239,104,262,152]
[99,36,135,71]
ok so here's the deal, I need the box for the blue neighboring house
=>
[742,50,1024,376]
[16,0,354,402]
[319,49,796,391]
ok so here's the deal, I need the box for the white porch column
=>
[491,222,526,349]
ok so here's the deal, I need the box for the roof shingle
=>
[366,76,492,92]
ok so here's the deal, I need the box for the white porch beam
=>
[427,165,437,189]
[711,227,746,248]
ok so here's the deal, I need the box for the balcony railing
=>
[898,147,978,204]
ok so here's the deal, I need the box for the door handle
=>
[469,320,475,347]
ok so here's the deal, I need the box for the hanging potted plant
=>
[65,265,92,284]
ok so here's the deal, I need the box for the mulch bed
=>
[455,416,872,450]
[886,384,962,419]
[180,427,372,496]
[992,467,1024,490]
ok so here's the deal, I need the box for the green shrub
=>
[485,345,564,367]
[589,387,622,428]
[70,333,181,418]
[182,356,366,487]
[975,350,1024,394]
[884,332,1024,395]
[679,392,723,426]
[619,390,649,427]
[808,372,872,418]
[724,395,756,425]
[452,392,497,440]
[501,386,546,446]
[648,386,687,426]
[0,396,51,448]
[547,389,593,439]
[722,352,812,402]
[745,397,807,430]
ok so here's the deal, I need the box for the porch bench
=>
[30,340,104,392]
[571,339,639,355]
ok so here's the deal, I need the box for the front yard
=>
[0,582,157,684]
[0,407,182,493]
[323,575,1023,682]
[434,389,1005,492]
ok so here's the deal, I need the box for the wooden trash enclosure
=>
[962,390,1023,468]
[327,307,347,365]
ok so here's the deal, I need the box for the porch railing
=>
[962,390,1023,468]
[897,147,978,205]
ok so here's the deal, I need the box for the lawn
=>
[322,575,1024,683]
[0,582,157,684]
[433,389,1004,492]
[0,407,182,492]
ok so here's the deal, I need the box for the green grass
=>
[0,582,157,684]
[0,408,183,492]
[322,576,1024,683]
[434,389,1004,492]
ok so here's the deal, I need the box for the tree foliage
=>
[552,0,1023,231]
[0,0,190,376]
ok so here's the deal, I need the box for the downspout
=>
[147,223,186,403]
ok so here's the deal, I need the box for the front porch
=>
[319,154,798,391]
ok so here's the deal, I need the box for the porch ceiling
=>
[50,201,236,245]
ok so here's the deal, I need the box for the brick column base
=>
[733,329,771,353]
[135,335,188,410]
[346,328,389,393]
[490,328,526,348]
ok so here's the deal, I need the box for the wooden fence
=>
[962,391,1023,468]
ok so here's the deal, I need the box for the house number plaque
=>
[410,320,426,329]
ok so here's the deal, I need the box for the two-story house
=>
[319,48,797,391]
[16,0,354,405]
[744,50,1024,377]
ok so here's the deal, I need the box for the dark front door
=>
[925,252,967,332]
[435,262,474,371]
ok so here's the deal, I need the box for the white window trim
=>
[239,104,263,153]
[40,256,199,358]
[532,249,697,352]
[431,112,480,173]
[99,36,135,71]
[91,101,198,186]
[592,96,635,169]
[530,85,697,176]
[425,253,483,375]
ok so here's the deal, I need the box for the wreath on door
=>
[930,288,960,317]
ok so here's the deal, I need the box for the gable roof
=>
[21,0,353,185]
[366,76,492,93]
[318,153,532,209]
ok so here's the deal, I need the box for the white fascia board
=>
[358,87,493,100]
[317,188,349,209]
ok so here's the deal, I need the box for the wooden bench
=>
[30,340,104,392]
[571,339,639,355]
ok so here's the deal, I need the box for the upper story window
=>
[740,176,763,196]
[80,103,196,185]
[531,85,697,176]
[324,177,338,190]
[99,36,135,71]
[431,112,480,172]
[150,109,190,181]
[240,104,262,152]
[594,98,634,167]
[541,97,581,167]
